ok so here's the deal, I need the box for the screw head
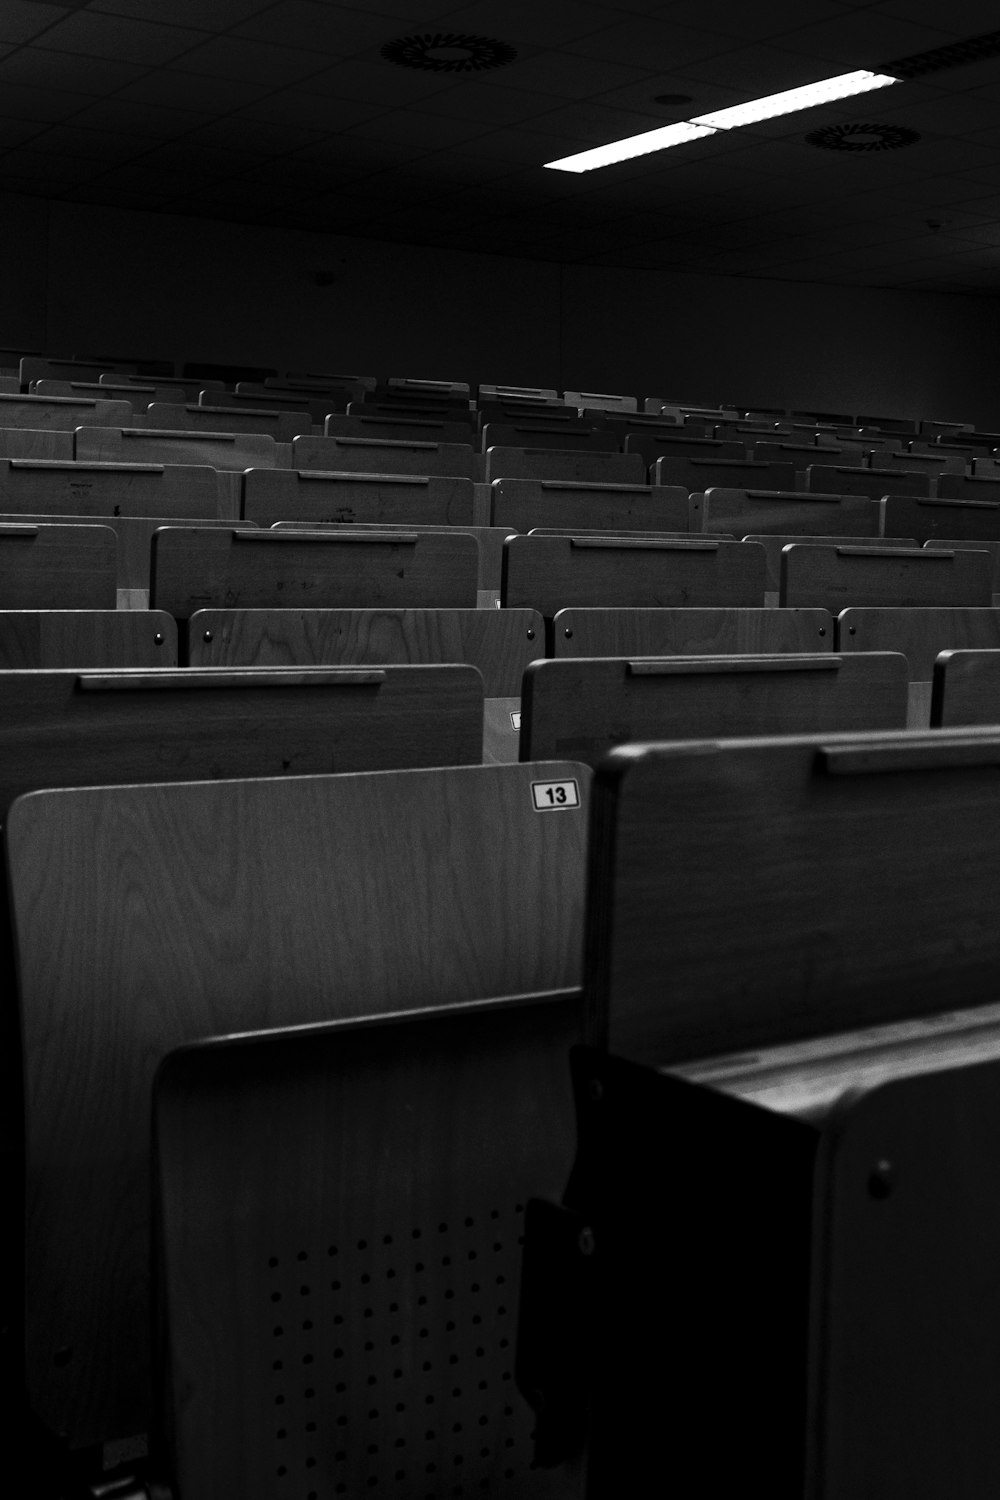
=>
[818,627,826,637]
[153,632,164,645]
[868,1159,894,1200]
[563,628,573,639]
[526,628,535,640]
[202,630,214,643]
[848,626,856,636]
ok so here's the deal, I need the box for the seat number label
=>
[531,778,580,811]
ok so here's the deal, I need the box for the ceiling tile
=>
[235,2,408,54]
[114,69,277,113]
[237,91,388,131]
[297,55,462,105]
[174,35,329,84]
[89,0,274,25]
[681,42,848,91]
[0,45,148,94]
[475,49,652,99]
[564,17,738,71]
[433,0,617,49]
[34,11,207,66]
[0,2,73,45]
[778,14,953,68]
[0,80,94,122]
[64,97,214,135]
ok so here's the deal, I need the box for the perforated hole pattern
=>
[266,1203,540,1497]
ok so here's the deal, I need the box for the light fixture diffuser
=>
[544,68,900,174]
[545,120,717,173]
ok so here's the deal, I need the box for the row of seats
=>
[5,348,1000,1498]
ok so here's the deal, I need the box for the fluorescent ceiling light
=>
[544,69,900,173]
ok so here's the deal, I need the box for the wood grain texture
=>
[10,759,591,1447]
[930,538,1000,601]
[187,606,542,696]
[146,403,310,443]
[805,465,932,499]
[748,534,918,594]
[325,413,475,446]
[0,522,117,607]
[491,478,691,532]
[502,535,766,614]
[752,442,862,468]
[31,379,176,406]
[0,663,484,817]
[938,474,1000,502]
[0,458,222,518]
[482,422,619,453]
[654,458,797,493]
[270,520,510,591]
[0,394,132,431]
[244,467,475,526]
[152,526,479,617]
[0,513,252,589]
[0,428,73,460]
[293,434,475,479]
[521,651,908,763]
[552,606,834,658]
[485,447,644,484]
[875,450,967,477]
[586,729,1000,1067]
[883,495,1000,544]
[931,649,1000,726]
[837,607,1000,680]
[781,544,992,610]
[76,426,278,472]
[695,489,880,539]
[0,610,177,668]
[623,433,745,466]
[154,994,583,1500]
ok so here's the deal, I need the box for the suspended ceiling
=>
[3,0,1000,294]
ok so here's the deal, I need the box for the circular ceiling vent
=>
[381,32,517,73]
[805,122,920,152]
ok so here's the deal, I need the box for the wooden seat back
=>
[932,648,1000,726]
[748,534,918,602]
[584,727,1000,1067]
[502,535,766,616]
[780,543,991,611]
[0,521,116,607]
[152,990,583,1500]
[293,434,475,479]
[146,402,311,443]
[692,487,879,537]
[9,759,590,1450]
[0,458,224,519]
[882,495,1000,544]
[150,525,479,618]
[482,422,617,454]
[838,605,1000,727]
[551,605,833,658]
[243,467,478,527]
[521,652,907,764]
[0,610,176,667]
[805,465,931,499]
[0,393,132,430]
[325,412,475,446]
[484,447,643,485]
[491,478,690,532]
[654,457,796,492]
[188,607,543,763]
